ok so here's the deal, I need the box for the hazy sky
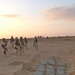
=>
[0,0,75,38]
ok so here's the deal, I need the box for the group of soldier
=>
[1,36,38,56]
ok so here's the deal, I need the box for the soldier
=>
[2,38,8,56]
[10,36,14,47]
[33,36,38,49]
[20,37,24,53]
[14,37,21,55]
[24,37,28,49]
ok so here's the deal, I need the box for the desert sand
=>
[0,37,75,75]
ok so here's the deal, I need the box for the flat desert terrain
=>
[0,37,75,75]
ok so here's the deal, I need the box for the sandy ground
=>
[0,37,75,75]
